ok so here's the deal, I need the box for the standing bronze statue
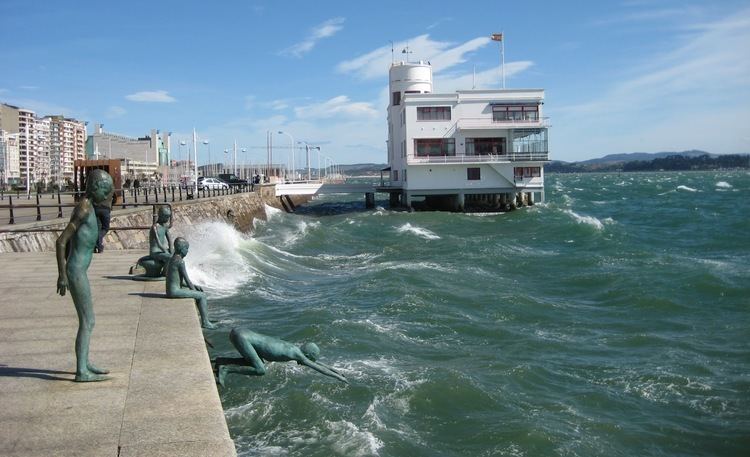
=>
[214,328,348,386]
[129,205,172,278]
[166,237,216,329]
[56,169,113,382]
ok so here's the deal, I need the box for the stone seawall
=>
[0,185,310,253]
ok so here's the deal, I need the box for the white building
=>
[47,115,86,184]
[0,130,21,187]
[386,61,548,211]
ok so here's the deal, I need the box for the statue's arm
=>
[178,260,195,289]
[301,358,349,384]
[55,202,88,296]
[166,231,173,253]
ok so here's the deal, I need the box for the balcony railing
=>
[456,117,550,130]
[407,151,549,164]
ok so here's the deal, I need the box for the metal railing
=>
[407,151,549,164]
[456,117,551,129]
[0,182,256,225]
[0,202,172,233]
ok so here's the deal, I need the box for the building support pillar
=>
[456,192,465,212]
[365,192,375,209]
[389,192,400,208]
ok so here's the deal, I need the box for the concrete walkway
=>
[0,250,236,457]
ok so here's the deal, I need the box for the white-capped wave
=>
[264,203,283,219]
[395,223,440,240]
[716,181,732,189]
[677,185,698,192]
[563,209,607,230]
[180,221,253,297]
[324,420,383,457]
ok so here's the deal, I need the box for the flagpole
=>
[501,31,505,89]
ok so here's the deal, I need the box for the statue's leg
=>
[217,334,267,386]
[170,288,216,329]
[68,272,109,382]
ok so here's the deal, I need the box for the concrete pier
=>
[0,250,236,457]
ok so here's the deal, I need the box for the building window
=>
[392,91,401,106]
[512,129,548,153]
[467,167,480,180]
[492,104,539,122]
[466,137,506,155]
[417,106,451,121]
[393,169,399,181]
[514,166,541,179]
[403,169,407,182]
[402,139,406,158]
[415,138,455,157]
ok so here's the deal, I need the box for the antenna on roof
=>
[402,44,412,63]
[390,41,394,64]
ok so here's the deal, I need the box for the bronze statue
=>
[166,237,216,329]
[214,328,348,386]
[129,205,172,279]
[56,169,113,382]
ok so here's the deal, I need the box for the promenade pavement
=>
[0,250,236,457]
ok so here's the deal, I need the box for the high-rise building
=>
[47,115,86,183]
[0,130,21,187]
[85,124,171,180]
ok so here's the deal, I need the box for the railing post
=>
[178,186,182,201]
[145,188,150,203]
[36,193,41,221]
[8,195,14,224]
[57,191,63,218]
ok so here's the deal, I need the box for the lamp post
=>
[179,140,187,181]
[241,148,247,179]
[277,130,294,181]
[202,140,210,176]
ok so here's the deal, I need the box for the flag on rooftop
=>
[491,33,503,41]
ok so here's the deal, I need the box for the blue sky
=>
[1,0,748,165]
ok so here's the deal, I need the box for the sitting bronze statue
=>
[213,328,348,386]
[129,205,172,279]
[166,237,216,329]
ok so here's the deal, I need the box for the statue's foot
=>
[75,372,111,382]
[87,363,110,375]
[217,366,228,387]
[202,321,218,330]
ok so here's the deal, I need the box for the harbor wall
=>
[0,186,309,253]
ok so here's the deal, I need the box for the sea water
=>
[184,171,749,457]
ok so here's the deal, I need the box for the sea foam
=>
[716,181,732,189]
[677,185,698,192]
[563,209,606,230]
[395,223,440,240]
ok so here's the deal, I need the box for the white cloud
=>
[433,61,535,93]
[337,34,491,80]
[125,90,176,103]
[281,17,345,58]
[294,95,379,120]
[105,105,127,119]
[19,85,38,90]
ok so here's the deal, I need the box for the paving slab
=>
[0,250,236,457]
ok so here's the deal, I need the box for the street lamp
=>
[297,141,320,181]
[277,131,294,181]
[240,148,247,179]
[202,140,210,176]
[179,140,187,180]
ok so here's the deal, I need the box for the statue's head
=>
[174,237,189,256]
[157,205,171,223]
[86,169,113,203]
[300,342,320,361]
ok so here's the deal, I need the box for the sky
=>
[1,0,749,165]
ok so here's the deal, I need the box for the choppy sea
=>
[182,170,749,457]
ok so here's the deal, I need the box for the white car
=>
[199,177,229,190]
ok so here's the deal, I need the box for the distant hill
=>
[339,163,388,176]
[547,151,749,173]
[580,150,713,165]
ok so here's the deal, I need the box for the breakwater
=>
[0,185,309,253]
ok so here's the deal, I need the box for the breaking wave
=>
[395,223,441,240]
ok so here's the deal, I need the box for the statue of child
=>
[56,169,114,382]
[165,237,216,329]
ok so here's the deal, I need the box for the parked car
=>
[218,173,248,187]
[199,177,229,190]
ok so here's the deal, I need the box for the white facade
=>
[47,115,87,183]
[0,130,21,186]
[86,124,169,166]
[386,61,548,210]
